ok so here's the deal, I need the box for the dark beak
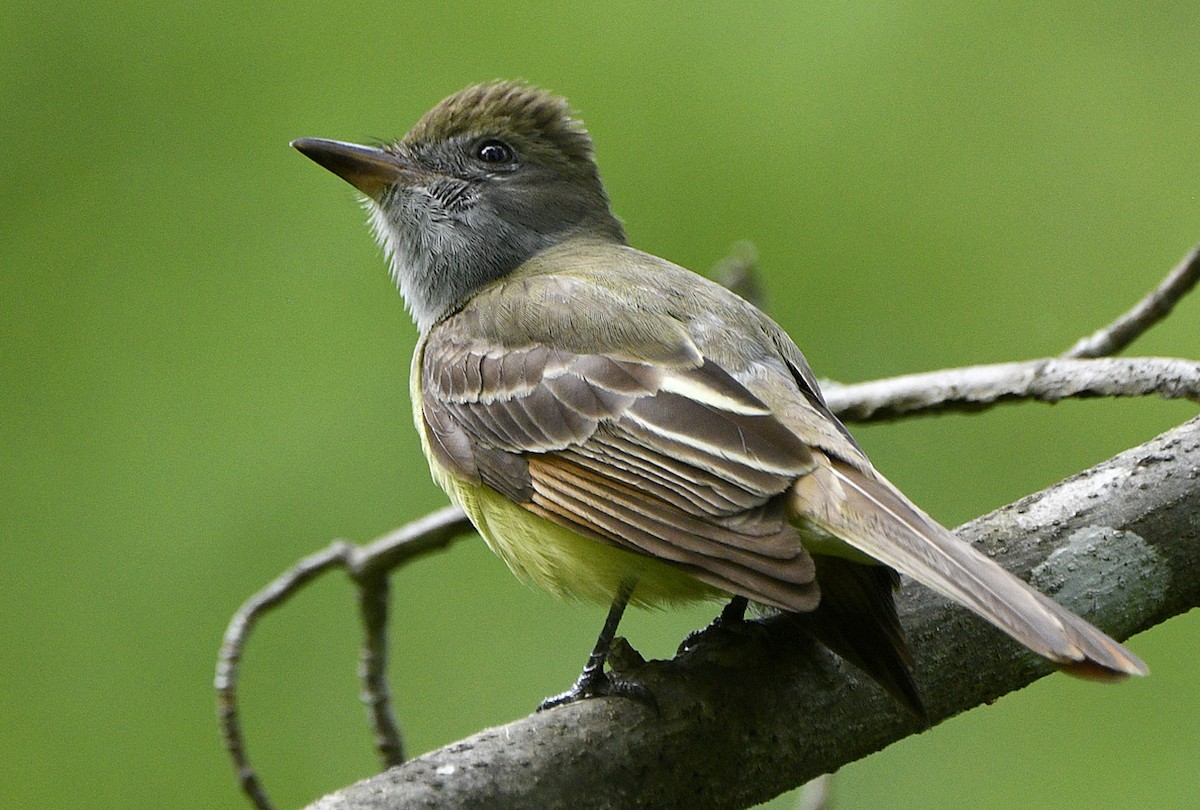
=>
[290,138,419,199]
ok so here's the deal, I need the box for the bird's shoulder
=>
[431,239,701,366]
[434,238,786,366]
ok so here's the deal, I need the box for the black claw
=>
[538,669,657,712]
[537,689,577,712]
[605,674,658,711]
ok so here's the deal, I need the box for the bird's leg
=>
[677,595,750,654]
[538,581,654,711]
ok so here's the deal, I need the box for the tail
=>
[787,555,927,718]
[789,452,1147,680]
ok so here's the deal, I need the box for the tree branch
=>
[822,242,1200,422]
[305,415,1200,810]
[822,356,1200,423]
[1062,243,1200,359]
[215,508,471,810]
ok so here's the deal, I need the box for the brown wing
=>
[421,331,821,612]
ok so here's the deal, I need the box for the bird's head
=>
[293,81,626,330]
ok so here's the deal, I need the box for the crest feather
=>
[405,81,595,163]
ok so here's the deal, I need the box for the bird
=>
[291,80,1146,714]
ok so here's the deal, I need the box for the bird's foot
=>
[537,647,657,713]
[677,596,753,655]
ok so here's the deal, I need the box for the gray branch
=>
[307,415,1200,810]
[1062,243,1200,359]
[822,356,1200,423]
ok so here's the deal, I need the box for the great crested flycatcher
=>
[293,81,1145,713]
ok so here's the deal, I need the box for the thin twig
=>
[796,775,831,810]
[216,541,356,810]
[712,241,762,306]
[823,356,1200,423]
[347,505,471,577]
[1063,243,1200,359]
[345,506,469,768]
[216,507,471,810]
[355,571,405,767]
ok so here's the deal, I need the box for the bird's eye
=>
[475,138,515,164]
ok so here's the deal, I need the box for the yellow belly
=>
[439,470,723,608]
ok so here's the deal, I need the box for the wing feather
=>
[565,436,757,515]
[421,329,820,609]
[527,455,817,611]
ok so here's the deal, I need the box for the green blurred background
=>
[3,3,1197,808]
